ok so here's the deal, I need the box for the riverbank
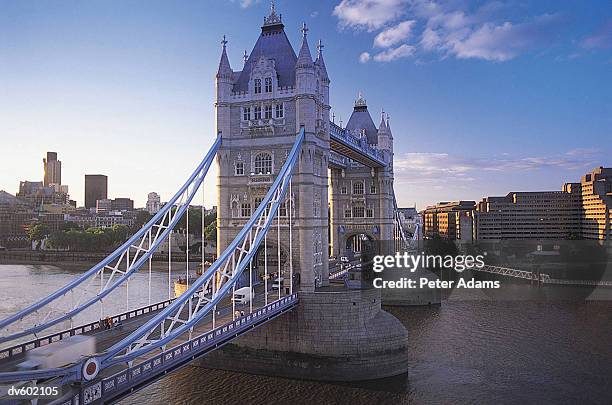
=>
[0,250,211,267]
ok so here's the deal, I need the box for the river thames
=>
[1,264,611,404]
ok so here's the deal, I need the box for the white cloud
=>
[333,0,407,31]
[420,27,441,50]
[336,0,564,63]
[230,0,259,8]
[374,20,415,48]
[581,18,612,49]
[394,149,599,184]
[311,11,319,18]
[373,44,415,61]
[359,52,372,63]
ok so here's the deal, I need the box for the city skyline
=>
[1,0,611,208]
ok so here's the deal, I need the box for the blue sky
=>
[0,0,610,209]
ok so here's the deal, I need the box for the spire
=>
[379,108,387,131]
[263,0,282,26]
[216,35,232,79]
[315,39,329,81]
[354,91,367,108]
[386,114,392,134]
[296,22,314,70]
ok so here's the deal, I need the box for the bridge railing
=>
[79,294,298,405]
[329,121,385,163]
[0,298,175,361]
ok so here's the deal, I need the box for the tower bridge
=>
[0,4,413,404]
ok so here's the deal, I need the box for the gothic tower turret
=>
[216,36,233,103]
[377,110,393,161]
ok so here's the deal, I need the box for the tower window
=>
[235,162,244,176]
[254,106,262,120]
[242,107,251,121]
[353,182,364,195]
[341,186,347,194]
[279,200,287,217]
[344,209,352,218]
[370,185,376,194]
[366,208,374,218]
[264,105,272,119]
[275,103,284,118]
[254,152,273,175]
[241,203,251,217]
[254,79,261,94]
[353,206,365,218]
[265,77,272,92]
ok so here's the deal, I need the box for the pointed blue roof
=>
[315,39,329,81]
[233,20,297,92]
[217,36,233,79]
[346,94,378,145]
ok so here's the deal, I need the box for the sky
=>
[0,0,611,209]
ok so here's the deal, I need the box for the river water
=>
[1,264,611,404]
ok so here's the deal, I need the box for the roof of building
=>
[233,20,297,92]
[345,93,379,145]
[0,190,19,205]
[398,207,418,216]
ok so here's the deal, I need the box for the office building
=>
[111,198,134,212]
[475,191,581,240]
[85,175,108,209]
[422,201,475,241]
[146,192,161,214]
[43,152,61,187]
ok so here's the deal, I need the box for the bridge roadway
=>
[0,285,292,404]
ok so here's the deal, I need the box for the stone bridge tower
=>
[329,94,395,259]
[215,5,330,291]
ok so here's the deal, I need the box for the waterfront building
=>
[475,191,581,240]
[43,152,61,187]
[422,201,475,241]
[146,192,161,214]
[474,167,611,241]
[85,175,108,208]
[565,166,612,240]
[0,191,32,247]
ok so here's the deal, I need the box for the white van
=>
[272,277,284,289]
[17,335,96,371]
[232,287,253,305]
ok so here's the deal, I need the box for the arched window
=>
[254,152,272,175]
[353,181,364,195]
